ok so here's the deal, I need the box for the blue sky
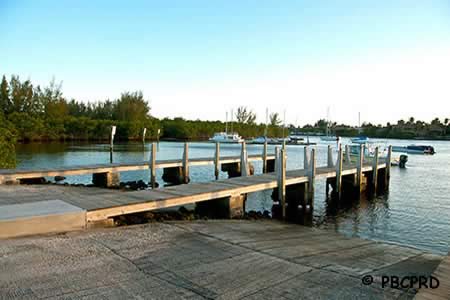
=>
[1,0,450,125]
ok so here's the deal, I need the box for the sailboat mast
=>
[230,109,234,133]
[264,108,268,137]
[326,107,330,136]
[225,111,228,134]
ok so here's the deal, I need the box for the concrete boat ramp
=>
[0,184,447,298]
[0,219,446,299]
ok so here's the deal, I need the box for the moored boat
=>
[351,136,369,144]
[209,132,244,143]
[392,145,435,155]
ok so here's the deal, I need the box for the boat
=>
[210,110,244,143]
[392,145,436,155]
[209,132,244,143]
[320,136,339,142]
[287,135,304,144]
[320,107,338,142]
[347,143,407,167]
[351,136,369,144]
[249,136,270,144]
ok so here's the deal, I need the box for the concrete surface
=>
[0,220,443,299]
[0,200,86,239]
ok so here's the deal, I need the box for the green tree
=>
[0,75,10,115]
[269,113,282,126]
[0,114,16,168]
[113,91,150,122]
[235,106,256,124]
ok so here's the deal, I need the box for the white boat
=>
[347,143,407,167]
[392,145,436,155]
[351,136,370,144]
[249,136,270,144]
[320,136,339,142]
[209,132,244,143]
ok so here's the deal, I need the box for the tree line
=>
[0,75,288,143]
[296,117,450,140]
[0,74,449,144]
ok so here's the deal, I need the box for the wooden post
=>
[385,145,392,189]
[110,125,116,163]
[278,148,286,219]
[327,145,334,168]
[182,142,189,184]
[345,145,351,163]
[142,128,147,144]
[240,142,249,176]
[336,144,343,200]
[262,141,268,173]
[372,146,379,194]
[308,148,316,208]
[150,142,156,188]
[356,144,364,197]
[214,142,220,180]
[304,146,310,170]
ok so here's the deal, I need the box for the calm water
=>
[15,138,450,255]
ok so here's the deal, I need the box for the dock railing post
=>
[308,148,316,209]
[262,141,268,173]
[372,146,379,194]
[357,144,364,197]
[327,145,334,168]
[150,142,156,188]
[385,145,392,189]
[142,128,147,145]
[240,141,249,176]
[110,125,116,163]
[304,146,310,171]
[345,145,351,164]
[277,147,286,219]
[182,142,189,184]
[336,144,343,201]
[214,142,220,180]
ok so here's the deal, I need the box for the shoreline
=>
[14,135,450,145]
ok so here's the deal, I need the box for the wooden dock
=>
[0,143,392,238]
[0,154,274,183]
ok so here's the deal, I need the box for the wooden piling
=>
[240,142,249,176]
[142,128,147,144]
[385,145,392,189]
[150,142,157,188]
[214,142,220,180]
[304,146,310,170]
[182,142,189,184]
[308,148,316,208]
[327,145,334,168]
[372,146,379,194]
[336,144,343,200]
[262,141,268,173]
[345,145,351,163]
[110,125,116,163]
[277,148,286,219]
[356,144,364,197]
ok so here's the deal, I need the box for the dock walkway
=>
[0,161,384,225]
[0,154,274,182]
